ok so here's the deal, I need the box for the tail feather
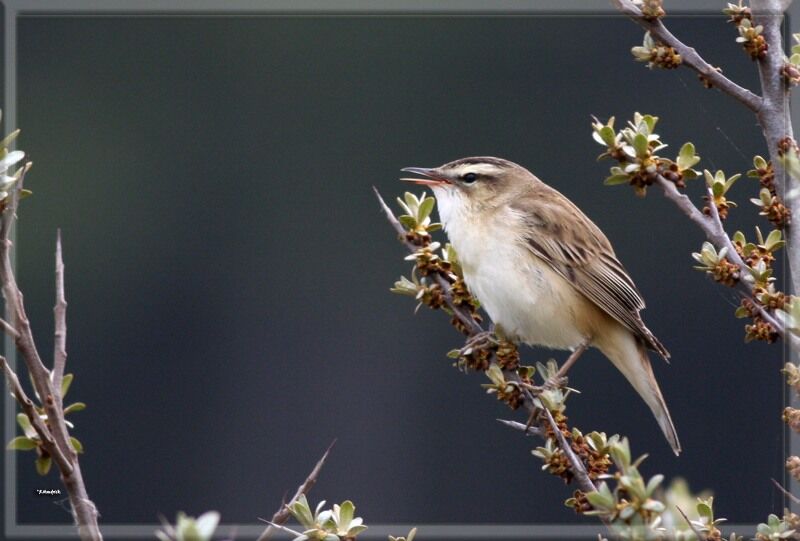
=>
[596,330,681,455]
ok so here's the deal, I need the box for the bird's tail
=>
[596,328,681,455]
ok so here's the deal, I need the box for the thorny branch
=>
[614,0,800,302]
[257,441,336,541]
[655,175,790,342]
[612,0,762,112]
[373,187,603,506]
[0,174,101,541]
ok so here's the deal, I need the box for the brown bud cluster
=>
[495,341,520,371]
[568,490,592,514]
[450,316,472,336]
[742,33,768,60]
[739,298,759,318]
[745,318,778,343]
[746,245,775,268]
[782,62,800,87]
[495,384,523,410]
[544,411,570,440]
[725,4,751,24]
[784,363,800,395]
[450,277,480,318]
[629,175,655,198]
[762,198,792,228]
[778,137,799,158]
[419,284,445,310]
[784,407,800,433]
[711,257,740,286]
[543,448,572,482]
[761,291,787,312]
[413,247,441,276]
[640,0,665,20]
[757,161,776,192]
[787,455,800,482]
[459,348,490,371]
[703,195,732,220]
[697,66,723,89]
[571,432,612,480]
[650,46,682,69]
[405,230,431,246]
[661,161,686,188]
[784,510,800,533]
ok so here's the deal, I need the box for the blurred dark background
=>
[3,12,785,538]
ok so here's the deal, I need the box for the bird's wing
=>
[511,190,669,359]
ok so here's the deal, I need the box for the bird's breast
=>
[441,206,591,350]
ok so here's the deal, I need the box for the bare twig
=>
[675,505,707,541]
[0,175,102,541]
[612,0,762,112]
[53,228,67,401]
[772,477,800,504]
[256,440,336,541]
[375,187,604,502]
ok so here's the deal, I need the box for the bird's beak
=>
[400,167,451,186]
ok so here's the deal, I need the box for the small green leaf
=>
[642,499,665,512]
[16,413,36,439]
[645,474,663,496]
[63,402,86,415]
[633,133,649,158]
[288,495,315,528]
[724,173,741,191]
[347,525,368,537]
[69,437,84,454]
[604,174,630,186]
[641,114,658,133]
[697,499,713,521]
[0,129,20,149]
[35,455,52,476]
[338,500,355,527]
[766,229,783,248]
[395,197,412,217]
[61,373,74,398]
[417,197,435,222]
[398,215,417,229]
[6,436,37,451]
[677,142,700,170]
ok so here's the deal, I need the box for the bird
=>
[401,156,680,455]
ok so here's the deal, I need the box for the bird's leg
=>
[545,339,591,389]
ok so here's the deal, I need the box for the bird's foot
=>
[459,330,497,356]
[543,375,568,390]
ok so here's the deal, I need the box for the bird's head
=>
[400,157,536,210]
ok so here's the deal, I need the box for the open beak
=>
[400,167,451,186]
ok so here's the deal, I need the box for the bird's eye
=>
[462,172,478,183]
